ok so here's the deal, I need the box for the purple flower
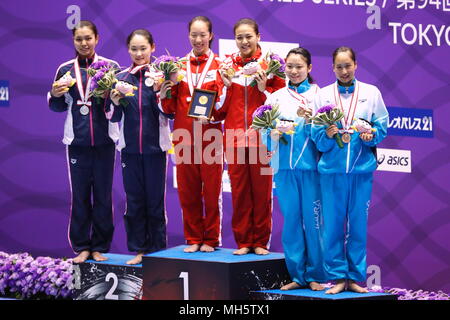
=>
[316,104,335,114]
[270,54,285,72]
[253,105,273,119]
[90,61,110,70]
[0,252,74,299]
[154,55,177,66]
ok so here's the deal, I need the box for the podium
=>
[72,247,398,301]
[73,254,143,300]
[142,245,290,300]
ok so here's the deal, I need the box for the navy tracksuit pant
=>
[121,152,167,253]
[67,143,115,253]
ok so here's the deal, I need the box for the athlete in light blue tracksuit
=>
[262,48,326,291]
[311,47,389,294]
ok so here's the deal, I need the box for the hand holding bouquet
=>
[249,52,286,87]
[152,55,184,99]
[251,104,289,145]
[88,61,119,101]
[311,104,345,148]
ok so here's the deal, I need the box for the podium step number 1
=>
[179,272,189,300]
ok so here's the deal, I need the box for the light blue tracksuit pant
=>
[320,173,373,282]
[274,169,326,285]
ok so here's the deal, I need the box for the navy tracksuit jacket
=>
[48,54,119,254]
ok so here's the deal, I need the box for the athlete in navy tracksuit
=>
[48,49,120,262]
[108,61,172,264]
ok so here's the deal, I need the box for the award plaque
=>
[187,88,217,120]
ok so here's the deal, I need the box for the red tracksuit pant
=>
[175,145,223,247]
[226,146,273,249]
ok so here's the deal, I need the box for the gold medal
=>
[226,68,235,78]
[341,132,351,143]
[198,95,208,105]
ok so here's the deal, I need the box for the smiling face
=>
[333,51,357,85]
[285,53,312,85]
[73,26,98,58]
[189,20,213,56]
[234,23,260,59]
[128,34,155,66]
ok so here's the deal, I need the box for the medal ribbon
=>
[286,84,318,109]
[333,81,359,131]
[287,87,308,109]
[186,50,214,96]
[74,53,98,107]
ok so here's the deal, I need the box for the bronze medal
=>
[341,132,351,143]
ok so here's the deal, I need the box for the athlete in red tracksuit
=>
[216,18,285,255]
[160,16,227,253]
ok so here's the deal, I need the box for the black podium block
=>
[250,289,398,300]
[73,254,143,300]
[142,245,290,300]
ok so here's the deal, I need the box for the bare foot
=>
[325,279,346,294]
[126,253,144,265]
[281,282,301,291]
[309,281,325,291]
[233,247,251,255]
[254,247,269,255]
[200,244,215,252]
[184,244,201,253]
[73,250,90,264]
[92,251,108,262]
[348,280,369,293]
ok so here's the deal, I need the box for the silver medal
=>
[145,77,154,87]
[80,105,89,115]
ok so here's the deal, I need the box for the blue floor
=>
[145,245,285,263]
[260,288,395,300]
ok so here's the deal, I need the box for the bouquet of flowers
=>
[311,104,345,148]
[251,104,289,145]
[249,52,286,87]
[87,61,120,101]
[152,55,184,99]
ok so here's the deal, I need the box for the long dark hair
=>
[188,16,214,47]
[286,47,314,83]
